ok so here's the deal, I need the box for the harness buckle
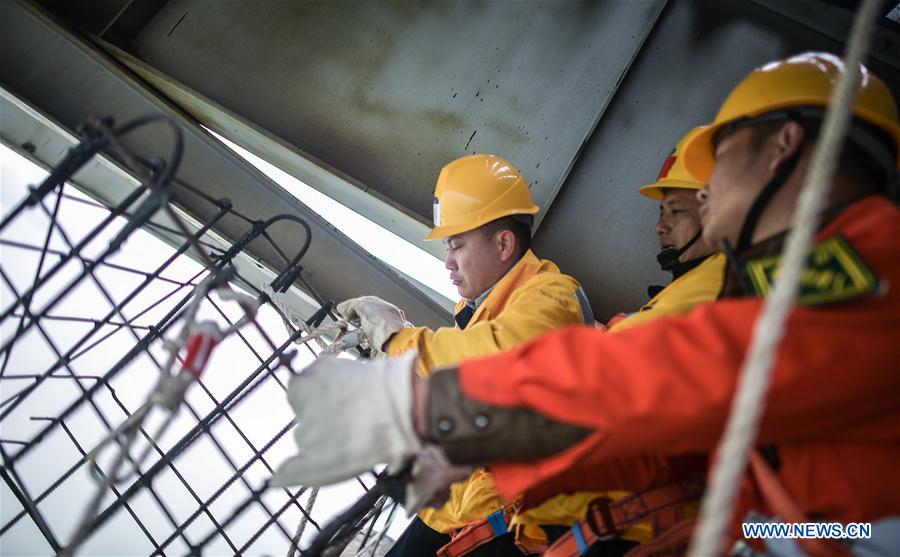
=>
[586,497,619,541]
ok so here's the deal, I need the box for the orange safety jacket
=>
[455,196,900,541]
[511,252,726,547]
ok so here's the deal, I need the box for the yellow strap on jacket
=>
[386,250,590,535]
[509,252,725,549]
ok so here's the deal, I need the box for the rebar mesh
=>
[0,116,399,556]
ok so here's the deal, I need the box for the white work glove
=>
[337,296,411,351]
[271,351,422,488]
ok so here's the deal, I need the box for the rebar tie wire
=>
[0,113,183,554]
[11,115,315,557]
[60,266,266,557]
[0,112,380,556]
[0,114,182,341]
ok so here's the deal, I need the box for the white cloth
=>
[337,296,410,351]
[271,352,422,488]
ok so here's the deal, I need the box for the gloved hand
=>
[271,351,422,488]
[337,296,411,351]
[405,446,476,514]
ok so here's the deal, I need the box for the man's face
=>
[656,189,713,261]
[700,127,770,248]
[443,227,505,300]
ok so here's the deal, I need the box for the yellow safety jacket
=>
[510,252,726,547]
[609,252,726,332]
[386,249,592,537]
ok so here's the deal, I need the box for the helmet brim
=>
[639,179,705,201]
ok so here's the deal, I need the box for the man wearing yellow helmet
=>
[279,52,900,557]
[274,153,593,557]
[607,127,725,332]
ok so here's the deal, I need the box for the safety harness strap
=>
[544,482,703,557]
[748,451,854,557]
[437,509,523,557]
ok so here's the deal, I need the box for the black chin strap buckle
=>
[656,247,680,272]
[657,228,704,273]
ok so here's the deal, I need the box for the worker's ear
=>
[768,121,807,172]
[496,229,517,262]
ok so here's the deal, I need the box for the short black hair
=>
[480,215,532,257]
[722,113,896,193]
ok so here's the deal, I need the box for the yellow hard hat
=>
[425,153,539,240]
[639,127,705,200]
[682,51,900,182]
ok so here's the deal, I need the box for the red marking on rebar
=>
[180,332,219,378]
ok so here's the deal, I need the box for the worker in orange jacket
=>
[510,128,726,555]
[442,53,900,556]
[277,52,900,556]
[273,153,593,557]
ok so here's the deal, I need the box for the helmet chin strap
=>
[721,238,755,294]
[735,147,804,253]
[656,227,704,273]
[719,128,805,294]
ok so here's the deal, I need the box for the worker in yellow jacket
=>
[508,128,726,556]
[275,144,718,555]
[332,153,593,557]
[610,127,725,332]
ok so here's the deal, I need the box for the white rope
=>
[288,486,320,557]
[687,2,884,554]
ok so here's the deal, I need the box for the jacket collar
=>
[454,250,545,328]
[719,195,883,299]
